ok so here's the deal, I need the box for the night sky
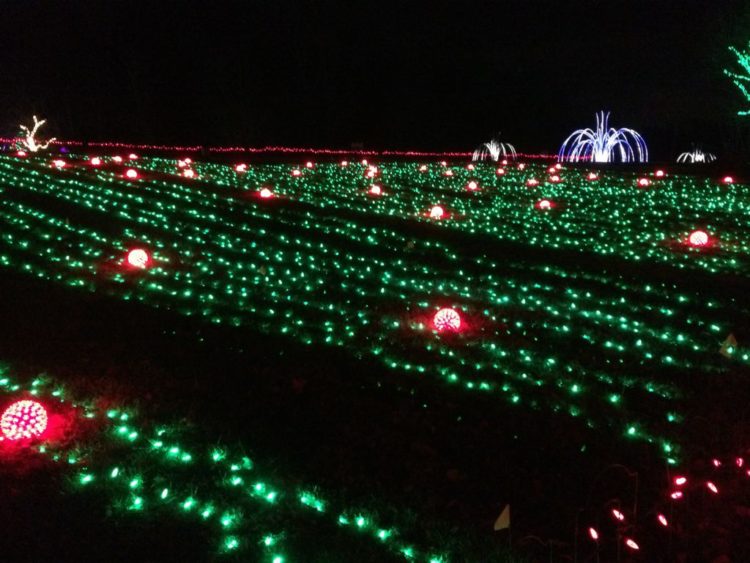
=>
[2,0,750,159]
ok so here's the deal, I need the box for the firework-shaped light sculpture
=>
[19,115,56,153]
[676,147,717,164]
[725,41,750,116]
[558,111,648,163]
[472,135,517,162]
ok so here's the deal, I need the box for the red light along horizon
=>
[1,400,48,440]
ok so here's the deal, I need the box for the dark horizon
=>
[2,0,750,159]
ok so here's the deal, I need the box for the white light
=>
[472,134,517,162]
[558,111,648,163]
[677,147,717,163]
[19,115,56,153]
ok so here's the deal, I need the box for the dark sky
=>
[2,0,750,159]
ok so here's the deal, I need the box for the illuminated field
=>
[0,152,749,561]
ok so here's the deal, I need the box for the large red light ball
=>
[723,176,734,184]
[429,205,444,219]
[259,187,274,199]
[127,248,150,269]
[90,157,102,166]
[466,180,479,191]
[527,178,539,187]
[235,163,248,173]
[1,400,48,440]
[637,177,651,187]
[125,169,139,179]
[183,169,196,179]
[369,184,382,196]
[688,230,709,247]
[112,156,123,163]
[536,199,553,210]
[433,308,461,332]
[655,169,665,178]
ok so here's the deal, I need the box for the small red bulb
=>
[369,184,382,196]
[527,178,539,187]
[466,180,479,191]
[16,150,27,157]
[496,167,505,175]
[723,176,734,184]
[611,508,625,522]
[128,153,138,160]
[535,199,553,210]
[291,169,302,177]
[183,169,195,179]
[624,538,640,551]
[657,513,668,527]
[259,187,274,199]
[706,481,719,494]
[419,164,428,172]
[112,156,123,163]
[673,476,687,486]
[125,169,138,179]
[637,177,651,187]
[587,172,598,181]
[588,527,599,541]
[235,163,247,173]
[429,205,445,219]
[655,169,665,178]
[90,157,102,166]
[689,230,709,247]
[52,159,66,168]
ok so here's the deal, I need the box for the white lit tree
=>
[19,115,56,152]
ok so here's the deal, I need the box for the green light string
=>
[0,365,454,562]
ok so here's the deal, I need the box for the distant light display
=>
[1,400,48,440]
[19,115,56,153]
[558,111,648,163]
[472,135,517,162]
[677,147,716,163]
[725,41,750,116]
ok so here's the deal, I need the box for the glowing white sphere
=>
[127,248,150,269]
[429,206,444,219]
[688,230,709,247]
[433,308,461,332]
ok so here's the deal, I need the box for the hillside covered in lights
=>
[1,150,750,562]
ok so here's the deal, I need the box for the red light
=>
[501,159,508,165]
[673,476,687,486]
[440,160,447,166]
[429,205,445,219]
[419,164,428,172]
[466,181,479,191]
[433,308,461,332]
[52,159,66,168]
[548,166,556,173]
[178,159,188,168]
[657,513,668,527]
[637,177,651,187]
[536,199,553,210]
[712,458,721,467]
[655,169,665,177]
[496,167,505,175]
[184,158,192,164]
[689,230,710,247]
[235,164,247,173]
[443,169,454,177]
[518,163,526,170]
[670,490,683,500]
[555,163,562,170]
[527,178,539,187]
[340,160,348,166]
[587,172,598,181]
[305,161,314,169]
[549,174,561,183]
[738,457,745,468]
[467,164,475,170]
[1,400,48,440]
[588,527,599,541]
[16,150,26,157]
[624,538,640,551]
[259,188,274,199]
[126,248,149,269]
[183,169,196,179]
[112,156,123,163]
[706,481,719,494]
[128,153,138,160]
[369,184,382,196]
[611,508,625,522]
[125,169,138,179]
[361,159,368,166]
[723,176,734,184]
[90,157,101,166]
[291,169,302,177]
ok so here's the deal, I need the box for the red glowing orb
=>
[291,169,302,177]
[518,163,526,170]
[183,169,196,179]
[637,177,651,187]
[496,167,505,175]
[361,159,369,166]
[419,164,428,172]
[587,172,598,181]
[467,164,475,170]
[555,163,562,170]
[90,157,102,166]
[340,160,348,166]
[548,166,556,174]
[127,248,150,269]
[112,156,123,163]
[259,187,274,199]
[657,513,668,527]
[433,308,461,332]
[611,508,625,522]
[429,205,445,219]
[1,400,48,440]
[440,161,447,166]
[125,169,138,179]
[16,150,27,157]
[235,163,248,173]
[624,538,640,551]
[305,161,314,169]
[670,490,683,500]
[536,199,553,210]
[688,230,709,247]
[128,153,138,160]
[673,475,687,486]
[723,176,734,184]
[369,184,382,196]
[588,527,599,541]
[655,169,665,178]
[466,180,479,191]
[443,169,454,177]
[706,481,719,494]
[177,159,188,168]
[501,159,508,165]
[527,178,539,187]
[52,159,66,168]
[549,174,561,183]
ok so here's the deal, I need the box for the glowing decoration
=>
[433,308,461,332]
[723,176,734,184]
[674,476,687,486]
[724,41,750,115]
[517,163,526,170]
[368,184,382,196]
[712,458,721,467]
[128,153,138,160]
[466,181,479,191]
[16,150,26,157]
[112,156,123,163]
[183,169,195,179]
[443,169,454,177]
[19,115,56,153]
[706,481,719,494]
[670,491,683,500]
[235,164,247,173]
[125,169,139,179]
[291,169,301,177]
[1,400,48,440]
[624,538,640,551]
[419,164,428,172]
[467,164,475,170]
[472,135,517,162]
[588,527,599,541]
[549,174,561,183]
[340,160,348,166]
[535,199,553,210]
[655,170,665,178]
[259,188,274,199]
[496,167,505,175]
[90,157,102,166]
[657,513,668,527]
[52,159,65,168]
[527,178,538,187]
[587,172,598,181]
[429,205,444,219]
[637,178,651,187]
[126,248,150,269]
[611,508,625,521]
[737,457,744,467]
[677,147,716,163]
[305,161,314,169]
[558,111,648,163]
[688,230,709,247]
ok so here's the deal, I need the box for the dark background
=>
[2,0,750,159]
